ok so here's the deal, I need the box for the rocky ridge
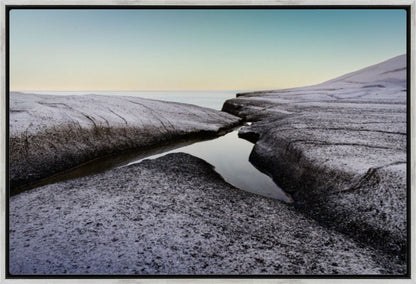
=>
[222,54,408,259]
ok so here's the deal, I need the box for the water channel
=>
[17,91,292,202]
[123,127,292,202]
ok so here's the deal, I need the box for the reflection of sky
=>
[129,129,293,202]
[10,9,406,91]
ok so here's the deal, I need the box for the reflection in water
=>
[127,128,293,203]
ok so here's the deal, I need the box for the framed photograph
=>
[3,2,412,281]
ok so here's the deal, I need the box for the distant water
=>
[26,90,238,110]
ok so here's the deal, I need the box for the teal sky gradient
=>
[10,9,406,91]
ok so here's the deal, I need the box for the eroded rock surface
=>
[9,93,241,191]
[222,55,407,259]
[9,153,405,275]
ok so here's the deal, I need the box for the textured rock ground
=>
[222,55,407,260]
[9,153,405,275]
[9,93,241,191]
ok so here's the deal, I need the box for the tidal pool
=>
[126,127,293,203]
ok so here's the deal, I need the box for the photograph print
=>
[6,6,410,277]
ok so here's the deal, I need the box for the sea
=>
[26,90,243,111]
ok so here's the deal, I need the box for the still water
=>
[20,90,291,202]
[125,127,292,202]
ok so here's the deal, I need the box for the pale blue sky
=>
[9,9,406,91]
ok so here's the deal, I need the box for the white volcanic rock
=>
[10,93,241,190]
[222,55,407,259]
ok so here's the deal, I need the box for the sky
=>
[9,9,407,91]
